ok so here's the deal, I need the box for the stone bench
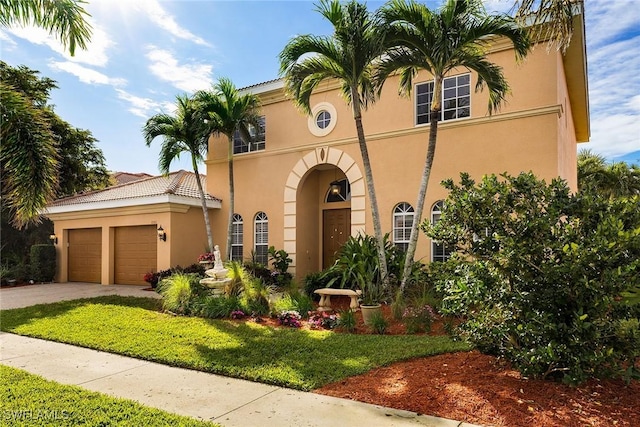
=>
[314,288,362,311]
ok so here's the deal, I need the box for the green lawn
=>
[0,296,470,390]
[0,365,217,426]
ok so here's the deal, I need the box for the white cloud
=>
[145,46,213,93]
[48,61,126,86]
[585,0,640,48]
[0,30,18,50]
[136,0,211,47]
[116,89,165,119]
[5,22,114,67]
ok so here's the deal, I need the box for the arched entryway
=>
[283,147,365,278]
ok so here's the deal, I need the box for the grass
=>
[0,365,218,426]
[0,296,470,391]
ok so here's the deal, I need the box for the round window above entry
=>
[308,102,337,137]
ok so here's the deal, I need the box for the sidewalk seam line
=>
[75,361,151,386]
[210,387,281,421]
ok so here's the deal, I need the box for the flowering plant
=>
[143,271,159,286]
[198,252,215,262]
[403,305,436,334]
[277,310,302,328]
[308,312,339,330]
[230,310,246,319]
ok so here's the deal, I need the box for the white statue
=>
[213,245,223,270]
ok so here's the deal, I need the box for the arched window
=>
[231,214,243,261]
[325,178,351,203]
[393,202,414,252]
[431,201,452,262]
[254,211,268,265]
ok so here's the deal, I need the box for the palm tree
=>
[377,0,530,291]
[194,78,261,260]
[143,94,214,252]
[515,0,583,53]
[0,0,92,56]
[0,0,91,227]
[578,149,640,199]
[279,0,390,288]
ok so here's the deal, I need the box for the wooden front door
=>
[323,209,351,269]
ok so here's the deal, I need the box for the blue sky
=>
[1,0,639,174]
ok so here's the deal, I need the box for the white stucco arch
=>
[283,146,365,273]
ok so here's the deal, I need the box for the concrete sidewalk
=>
[0,284,479,426]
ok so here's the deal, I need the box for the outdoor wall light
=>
[49,234,58,245]
[157,226,166,242]
[329,180,342,196]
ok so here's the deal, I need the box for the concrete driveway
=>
[0,282,161,310]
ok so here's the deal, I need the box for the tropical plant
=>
[157,273,203,315]
[279,0,390,289]
[336,309,357,332]
[1,61,109,242]
[578,149,640,199]
[368,311,388,335]
[194,78,261,259]
[515,0,584,53]
[376,0,530,291]
[0,0,92,56]
[143,94,214,252]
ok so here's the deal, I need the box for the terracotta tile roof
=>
[49,170,221,207]
[111,171,153,185]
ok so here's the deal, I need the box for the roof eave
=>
[563,13,590,143]
[44,194,221,215]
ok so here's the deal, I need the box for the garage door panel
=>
[68,228,102,283]
[114,226,157,285]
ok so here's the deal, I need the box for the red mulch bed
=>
[298,297,640,427]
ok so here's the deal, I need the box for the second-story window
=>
[416,74,470,125]
[233,116,265,154]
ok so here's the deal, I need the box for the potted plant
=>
[326,234,384,325]
[352,260,383,325]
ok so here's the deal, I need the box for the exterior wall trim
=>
[284,147,365,275]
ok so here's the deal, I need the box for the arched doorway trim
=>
[283,146,365,273]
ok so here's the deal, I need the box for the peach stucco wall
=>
[205,41,583,280]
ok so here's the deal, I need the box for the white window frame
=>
[393,202,414,252]
[233,116,266,154]
[231,213,243,262]
[431,200,452,262]
[254,211,268,265]
[415,74,471,126]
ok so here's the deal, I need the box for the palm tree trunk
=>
[400,76,442,292]
[226,136,235,260]
[193,163,214,253]
[351,87,390,289]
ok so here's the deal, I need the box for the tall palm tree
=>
[0,0,92,56]
[194,78,261,260]
[515,0,583,53]
[377,0,530,291]
[279,0,390,288]
[578,149,640,199]
[143,94,214,252]
[0,0,91,227]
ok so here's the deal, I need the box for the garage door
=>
[68,228,102,283]
[114,226,157,285]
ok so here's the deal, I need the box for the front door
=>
[323,208,351,269]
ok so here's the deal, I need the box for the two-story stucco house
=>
[46,15,588,285]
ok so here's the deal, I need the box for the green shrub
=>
[336,309,356,333]
[157,273,203,315]
[30,244,56,282]
[368,311,388,335]
[303,269,342,301]
[241,277,271,316]
[427,172,640,384]
[196,295,243,319]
